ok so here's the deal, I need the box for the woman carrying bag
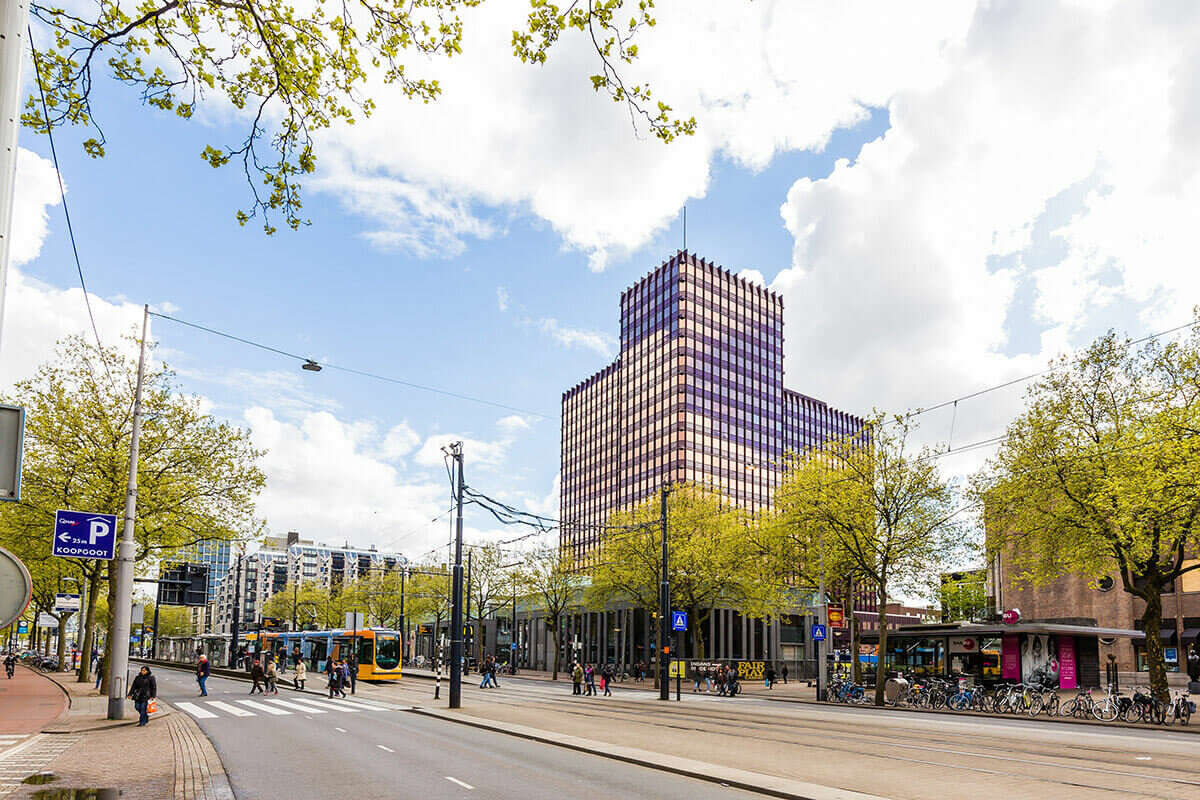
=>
[294,659,307,690]
[128,666,158,727]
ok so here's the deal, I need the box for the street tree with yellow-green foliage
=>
[0,335,265,687]
[776,416,964,706]
[587,483,788,671]
[977,322,1200,702]
[26,0,694,234]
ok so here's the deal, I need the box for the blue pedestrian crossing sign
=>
[811,623,827,641]
[671,611,688,631]
[52,509,118,560]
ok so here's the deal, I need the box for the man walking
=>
[195,653,210,696]
[249,659,265,694]
[782,663,789,684]
[765,664,776,689]
[572,662,583,696]
[346,653,358,695]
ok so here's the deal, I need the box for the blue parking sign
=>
[52,509,118,560]
[811,623,827,641]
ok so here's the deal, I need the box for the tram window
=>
[310,640,328,668]
[358,639,374,666]
[376,634,400,669]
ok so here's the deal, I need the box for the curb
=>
[409,707,886,800]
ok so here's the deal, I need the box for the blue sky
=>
[8,1,1199,560]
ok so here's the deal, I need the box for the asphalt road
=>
[152,668,769,800]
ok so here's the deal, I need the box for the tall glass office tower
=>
[561,250,863,562]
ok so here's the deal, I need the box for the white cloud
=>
[768,1,1200,480]
[413,414,534,472]
[381,421,421,461]
[530,317,617,358]
[496,286,510,313]
[738,269,766,287]
[10,148,62,266]
[245,407,451,555]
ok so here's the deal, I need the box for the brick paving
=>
[0,669,232,800]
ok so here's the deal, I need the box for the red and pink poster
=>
[1058,636,1077,689]
[1002,634,1020,679]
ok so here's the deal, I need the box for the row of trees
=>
[0,336,265,686]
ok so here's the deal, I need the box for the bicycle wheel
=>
[1093,700,1118,722]
[1043,695,1059,717]
[1179,702,1191,726]
[1059,698,1077,717]
[1149,701,1166,725]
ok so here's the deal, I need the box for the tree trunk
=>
[77,568,103,683]
[101,568,119,695]
[874,584,888,706]
[550,624,560,680]
[55,612,72,672]
[1140,588,1171,703]
[692,608,707,660]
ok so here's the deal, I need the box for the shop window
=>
[1134,645,1179,672]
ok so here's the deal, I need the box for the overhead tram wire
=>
[150,311,557,420]
[28,27,117,392]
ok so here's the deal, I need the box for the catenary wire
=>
[28,27,118,392]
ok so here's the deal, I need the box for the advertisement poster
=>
[1020,633,1060,687]
[1058,636,1077,689]
[1001,634,1020,679]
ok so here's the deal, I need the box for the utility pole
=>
[399,568,406,661]
[0,1,31,353]
[106,305,149,720]
[447,441,465,709]
[228,552,243,668]
[465,550,472,671]
[659,487,670,702]
[291,579,298,631]
[817,527,827,702]
[151,570,163,660]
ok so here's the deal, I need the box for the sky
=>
[6,0,1200,565]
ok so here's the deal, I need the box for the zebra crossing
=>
[0,734,30,758]
[174,694,411,721]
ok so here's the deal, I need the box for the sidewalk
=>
[0,668,232,800]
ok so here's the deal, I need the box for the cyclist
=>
[4,652,15,679]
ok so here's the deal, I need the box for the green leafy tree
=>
[938,570,988,623]
[588,483,781,670]
[343,570,406,629]
[0,335,265,688]
[262,582,349,629]
[977,324,1200,702]
[26,0,694,233]
[776,415,964,705]
[519,543,578,680]
[465,542,505,663]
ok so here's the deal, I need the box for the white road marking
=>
[445,777,474,790]
[237,700,291,715]
[175,702,218,719]
[377,745,394,752]
[335,727,346,733]
[285,698,361,713]
[207,701,255,717]
[263,698,327,714]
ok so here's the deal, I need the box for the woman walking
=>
[127,666,157,727]
[249,659,265,694]
[294,659,307,690]
[265,657,279,694]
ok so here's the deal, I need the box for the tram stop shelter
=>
[859,621,1144,689]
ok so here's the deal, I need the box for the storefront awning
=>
[1179,628,1199,644]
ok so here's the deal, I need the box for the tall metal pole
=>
[448,442,465,708]
[106,304,149,720]
[817,527,827,702]
[400,568,406,661]
[465,550,472,670]
[0,1,31,352]
[151,573,162,660]
[659,487,670,701]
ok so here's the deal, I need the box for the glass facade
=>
[561,250,865,560]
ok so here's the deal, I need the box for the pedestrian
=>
[294,659,307,690]
[347,653,358,695]
[782,663,789,684]
[196,653,210,697]
[692,668,703,693]
[249,659,265,694]
[602,664,613,697]
[336,660,349,698]
[704,666,713,693]
[127,665,157,727]
[716,666,727,697]
[327,660,341,698]
[584,664,596,696]
[490,656,501,688]
[94,652,105,690]
[634,661,643,682]
[765,664,776,689]
[479,657,492,689]
[572,662,584,695]
[265,657,278,694]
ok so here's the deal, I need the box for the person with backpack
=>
[265,657,279,694]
